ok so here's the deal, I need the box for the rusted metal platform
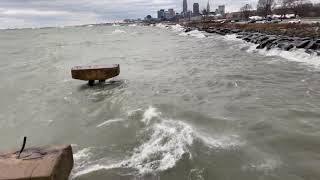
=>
[71,64,120,86]
[0,145,74,180]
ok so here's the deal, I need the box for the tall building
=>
[183,0,188,12]
[168,9,175,18]
[193,3,200,16]
[206,0,211,13]
[218,5,225,15]
[157,9,165,19]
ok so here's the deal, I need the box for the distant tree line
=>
[240,0,320,19]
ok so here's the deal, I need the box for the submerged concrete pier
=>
[0,145,74,180]
[71,64,120,86]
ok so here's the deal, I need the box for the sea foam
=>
[112,29,126,34]
[179,30,206,39]
[72,107,242,178]
[222,34,320,67]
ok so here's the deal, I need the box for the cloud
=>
[0,0,319,28]
[0,8,72,16]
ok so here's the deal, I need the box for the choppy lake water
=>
[0,24,320,180]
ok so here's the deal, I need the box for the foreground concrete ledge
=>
[0,145,74,180]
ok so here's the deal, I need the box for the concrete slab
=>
[0,145,73,180]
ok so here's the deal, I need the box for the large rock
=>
[0,145,74,180]
[283,44,295,51]
[305,41,318,50]
[256,38,277,49]
[296,40,311,49]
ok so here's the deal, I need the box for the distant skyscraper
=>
[168,9,175,18]
[193,3,200,16]
[158,9,165,19]
[218,5,225,15]
[183,0,188,12]
[206,0,211,13]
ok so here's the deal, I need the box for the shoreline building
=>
[218,5,225,16]
[182,0,191,18]
[193,3,200,16]
[183,0,188,13]
[168,9,175,18]
[157,9,165,19]
[207,0,211,13]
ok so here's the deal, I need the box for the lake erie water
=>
[0,24,320,180]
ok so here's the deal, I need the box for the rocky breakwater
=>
[203,27,320,56]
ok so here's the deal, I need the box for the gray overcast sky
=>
[0,0,319,28]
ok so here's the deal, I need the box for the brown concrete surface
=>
[0,145,73,180]
[71,64,120,81]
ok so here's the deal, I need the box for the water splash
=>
[72,107,242,178]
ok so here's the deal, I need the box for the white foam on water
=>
[179,30,206,39]
[120,118,194,174]
[72,107,243,177]
[171,24,185,32]
[96,118,124,128]
[141,106,161,125]
[74,148,92,161]
[112,29,126,34]
[196,133,243,149]
[126,108,143,116]
[128,24,137,27]
[72,163,120,178]
[155,23,169,29]
[112,24,120,27]
[252,47,320,67]
[221,34,320,67]
[223,34,245,42]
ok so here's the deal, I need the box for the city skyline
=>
[0,0,319,28]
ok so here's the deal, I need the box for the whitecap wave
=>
[120,116,194,174]
[179,30,206,39]
[112,24,120,27]
[112,29,126,34]
[249,47,320,66]
[96,118,124,128]
[171,24,185,32]
[222,34,320,67]
[128,24,137,27]
[155,23,169,29]
[141,106,161,125]
[74,148,92,161]
[73,163,120,178]
[72,107,242,178]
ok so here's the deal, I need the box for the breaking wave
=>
[72,106,242,178]
[128,24,137,27]
[156,23,205,38]
[171,24,185,32]
[223,34,320,67]
[96,118,124,128]
[179,30,206,38]
[112,29,126,34]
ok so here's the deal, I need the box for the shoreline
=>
[182,22,320,56]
